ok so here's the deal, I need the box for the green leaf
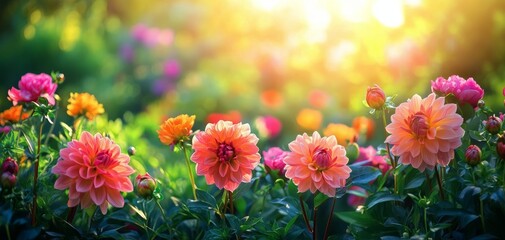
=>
[129,204,147,220]
[349,165,382,185]
[284,215,298,234]
[404,175,425,190]
[196,189,217,208]
[366,191,404,209]
[469,130,487,142]
[314,192,330,208]
[335,211,381,228]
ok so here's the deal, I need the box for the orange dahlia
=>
[385,93,464,171]
[296,108,323,131]
[191,120,260,192]
[67,92,105,120]
[158,114,195,146]
[0,105,30,125]
[284,131,351,197]
[52,131,135,214]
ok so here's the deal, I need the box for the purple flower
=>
[262,147,288,174]
[431,75,484,108]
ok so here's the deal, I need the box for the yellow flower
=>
[296,108,322,131]
[0,105,30,125]
[323,123,358,147]
[158,114,196,146]
[67,93,104,120]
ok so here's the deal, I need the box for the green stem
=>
[424,207,428,237]
[479,198,486,233]
[434,166,445,201]
[5,224,11,240]
[182,145,197,200]
[323,197,336,240]
[155,199,172,237]
[298,194,313,233]
[43,104,58,146]
[313,205,318,240]
[228,190,234,215]
[31,120,44,226]
[382,109,398,194]
[143,201,151,240]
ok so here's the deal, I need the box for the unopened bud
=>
[56,73,65,83]
[465,145,482,166]
[128,146,136,156]
[366,85,386,110]
[1,172,16,189]
[485,115,502,135]
[135,173,156,199]
[2,157,18,175]
[497,134,505,160]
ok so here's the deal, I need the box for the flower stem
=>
[142,201,151,240]
[228,190,234,214]
[434,166,445,201]
[155,199,173,237]
[323,197,336,240]
[298,194,313,233]
[5,224,11,240]
[424,207,428,236]
[381,109,398,194]
[31,120,44,226]
[181,144,197,200]
[313,206,318,240]
[66,206,77,224]
[479,198,486,233]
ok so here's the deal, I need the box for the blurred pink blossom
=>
[163,59,181,79]
[262,147,288,174]
[431,75,484,108]
[131,24,174,47]
[356,146,391,174]
[255,115,282,139]
[347,186,367,208]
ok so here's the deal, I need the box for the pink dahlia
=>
[385,93,464,172]
[8,73,58,106]
[262,147,288,174]
[431,75,484,108]
[191,121,261,192]
[255,115,282,139]
[284,132,351,197]
[52,132,135,214]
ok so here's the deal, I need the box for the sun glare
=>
[373,0,405,28]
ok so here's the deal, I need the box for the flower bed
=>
[1,72,504,239]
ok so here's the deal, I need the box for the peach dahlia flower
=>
[385,93,464,172]
[191,120,260,192]
[284,132,351,197]
[52,131,135,214]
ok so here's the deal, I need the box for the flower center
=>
[409,112,429,139]
[313,148,331,170]
[217,143,235,162]
[95,150,114,168]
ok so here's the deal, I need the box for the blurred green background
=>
[1,0,505,137]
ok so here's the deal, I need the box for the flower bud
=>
[1,172,16,189]
[56,73,65,84]
[477,99,485,109]
[497,134,505,160]
[485,115,502,135]
[1,157,18,175]
[366,85,386,110]
[128,146,136,156]
[135,173,156,199]
[465,145,482,166]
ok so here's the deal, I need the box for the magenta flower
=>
[163,59,181,79]
[431,75,484,108]
[262,147,288,174]
[8,73,57,106]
